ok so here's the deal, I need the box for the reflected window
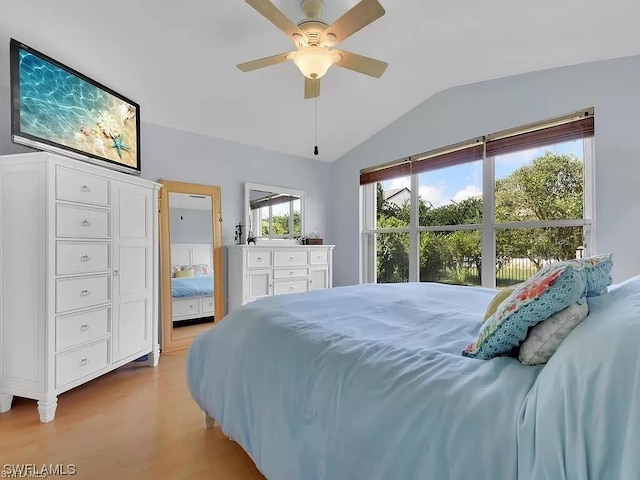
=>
[249,190,301,239]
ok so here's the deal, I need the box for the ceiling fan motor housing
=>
[297,21,329,46]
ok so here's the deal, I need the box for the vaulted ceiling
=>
[1,0,638,162]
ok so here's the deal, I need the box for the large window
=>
[361,110,594,288]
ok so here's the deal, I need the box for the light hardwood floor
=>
[0,351,265,480]
[172,322,214,341]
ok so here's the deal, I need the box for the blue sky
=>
[382,140,584,207]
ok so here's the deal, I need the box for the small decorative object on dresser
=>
[234,223,245,245]
[304,238,324,245]
[227,244,334,312]
[0,151,160,423]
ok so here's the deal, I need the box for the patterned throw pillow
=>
[172,264,192,277]
[482,286,518,323]
[577,253,613,297]
[192,264,211,276]
[175,268,194,278]
[463,261,587,360]
[518,298,589,365]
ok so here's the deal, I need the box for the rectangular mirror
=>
[159,180,224,353]
[245,183,305,241]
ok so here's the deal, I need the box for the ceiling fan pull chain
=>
[314,96,319,156]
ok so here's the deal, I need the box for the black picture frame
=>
[9,38,142,175]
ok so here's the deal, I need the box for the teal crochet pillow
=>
[463,261,587,360]
[578,253,613,297]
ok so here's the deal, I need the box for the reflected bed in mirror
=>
[159,182,224,353]
[245,182,305,242]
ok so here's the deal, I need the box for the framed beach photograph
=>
[10,38,141,175]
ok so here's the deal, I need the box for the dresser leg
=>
[146,344,160,367]
[37,397,58,423]
[0,393,13,413]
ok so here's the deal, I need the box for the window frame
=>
[362,113,595,288]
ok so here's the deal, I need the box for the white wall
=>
[0,86,331,248]
[331,55,640,286]
[169,208,213,244]
[139,121,331,247]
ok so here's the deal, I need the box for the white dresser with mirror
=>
[227,182,334,312]
[227,244,334,312]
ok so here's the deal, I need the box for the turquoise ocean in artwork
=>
[18,48,137,167]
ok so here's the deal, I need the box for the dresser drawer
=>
[56,307,110,351]
[310,249,329,265]
[202,297,215,314]
[273,268,308,279]
[57,204,110,238]
[247,250,272,268]
[56,166,110,206]
[173,297,201,316]
[274,250,308,267]
[55,339,109,388]
[56,242,110,275]
[56,275,110,314]
[273,278,308,295]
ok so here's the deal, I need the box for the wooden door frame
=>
[158,180,224,353]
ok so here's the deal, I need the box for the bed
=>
[171,243,215,323]
[186,275,640,479]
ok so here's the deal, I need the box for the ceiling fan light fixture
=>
[293,46,334,79]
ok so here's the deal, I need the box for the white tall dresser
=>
[227,244,334,313]
[0,152,160,422]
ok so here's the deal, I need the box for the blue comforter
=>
[172,275,214,298]
[186,279,640,480]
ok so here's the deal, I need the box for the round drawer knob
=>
[80,289,90,297]
[81,185,91,193]
[81,220,91,227]
[289,286,294,290]
[79,357,89,367]
[289,256,294,260]
[189,305,194,309]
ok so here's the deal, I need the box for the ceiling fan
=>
[237,0,388,99]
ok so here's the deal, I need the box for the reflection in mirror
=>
[245,183,305,240]
[159,180,224,354]
[169,192,215,341]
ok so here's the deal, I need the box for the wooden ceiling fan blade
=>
[304,77,320,99]
[246,0,307,45]
[237,52,293,72]
[332,49,388,78]
[323,0,385,46]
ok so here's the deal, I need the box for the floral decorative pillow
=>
[518,298,589,365]
[192,264,211,276]
[482,286,517,323]
[463,261,587,360]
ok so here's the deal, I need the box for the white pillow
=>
[518,299,589,365]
